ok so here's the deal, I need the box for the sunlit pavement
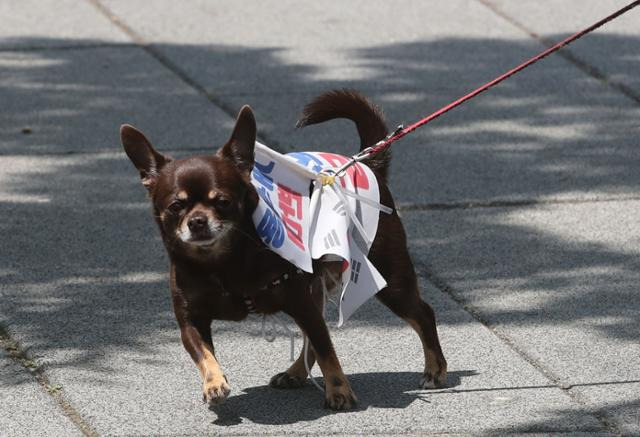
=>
[1,1,639,435]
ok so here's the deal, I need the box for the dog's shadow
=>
[209,370,477,426]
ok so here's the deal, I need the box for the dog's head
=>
[121,106,259,260]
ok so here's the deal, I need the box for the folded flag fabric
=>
[250,142,390,326]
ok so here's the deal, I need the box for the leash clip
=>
[389,124,404,138]
[361,123,404,158]
[318,123,405,186]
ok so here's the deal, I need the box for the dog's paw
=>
[420,369,447,389]
[324,383,357,411]
[269,371,306,389]
[202,376,231,405]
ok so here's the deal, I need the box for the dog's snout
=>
[188,215,208,233]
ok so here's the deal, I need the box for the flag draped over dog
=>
[250,142,389,326]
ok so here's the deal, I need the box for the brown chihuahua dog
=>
[120,90,446,410]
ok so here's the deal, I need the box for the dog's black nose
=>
[188,215,208,233]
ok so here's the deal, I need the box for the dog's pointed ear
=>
[120,124,171,191]
[218,105,256,174]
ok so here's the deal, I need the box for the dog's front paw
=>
[202,375,231,405]
[324,380,357,410]
[269,371,306,389]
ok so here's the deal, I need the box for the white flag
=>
[250,142,390,325]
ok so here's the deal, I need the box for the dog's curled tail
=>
[296,89,390,181]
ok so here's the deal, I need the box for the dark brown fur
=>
[120,89,446,410]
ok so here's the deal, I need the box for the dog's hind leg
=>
[375,267,448,388]
[369,206,447,389]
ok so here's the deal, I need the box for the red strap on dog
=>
[364,0,640,156]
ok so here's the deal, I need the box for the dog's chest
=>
[211,266,306,315]
[175,267,299,319]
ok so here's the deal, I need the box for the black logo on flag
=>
[350,259,361,283]
[324,229,340,250]
[332,202,347,216]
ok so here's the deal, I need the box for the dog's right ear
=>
[120,124,171,191]
[217,105,256,174]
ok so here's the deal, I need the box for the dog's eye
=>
[215,196,232,211]
[167,201,184,214]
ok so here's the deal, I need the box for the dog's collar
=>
[258,267,304,291]
[244,267,305,313]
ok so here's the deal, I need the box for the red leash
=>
[362,0,640,157]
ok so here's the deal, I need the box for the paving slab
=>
[0,0,129,50]
[572,382,640,437]
[1,1,637,435]
[485,0,640,97]
[0,153,609,436]
[403,200,640,434]
[0,46,233,155]
[100,0,515,94]
[0,349,82,437]
[98,0,640,207]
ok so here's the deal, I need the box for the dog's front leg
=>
[270,332,316,389]
[172,268,230,405]
[179,318,230,405]
[270,280,325,389]
[284,289,357,410]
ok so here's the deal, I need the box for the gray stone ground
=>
[1,1,639,436]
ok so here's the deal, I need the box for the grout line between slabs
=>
[133,429,615,437]
[0,42,138,53]
[84,0,286,152]
[427,379,640,395]
[476,0,640,106]
[0,324,99,437]
[417,267,623,436]
[397,194,640,212]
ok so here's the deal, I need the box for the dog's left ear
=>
[218,105,256,174]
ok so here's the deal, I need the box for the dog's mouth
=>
[187,236,218,247]
[176,220,226,248]
[178,231,221,246]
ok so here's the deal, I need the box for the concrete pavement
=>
[1,1,639,435]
